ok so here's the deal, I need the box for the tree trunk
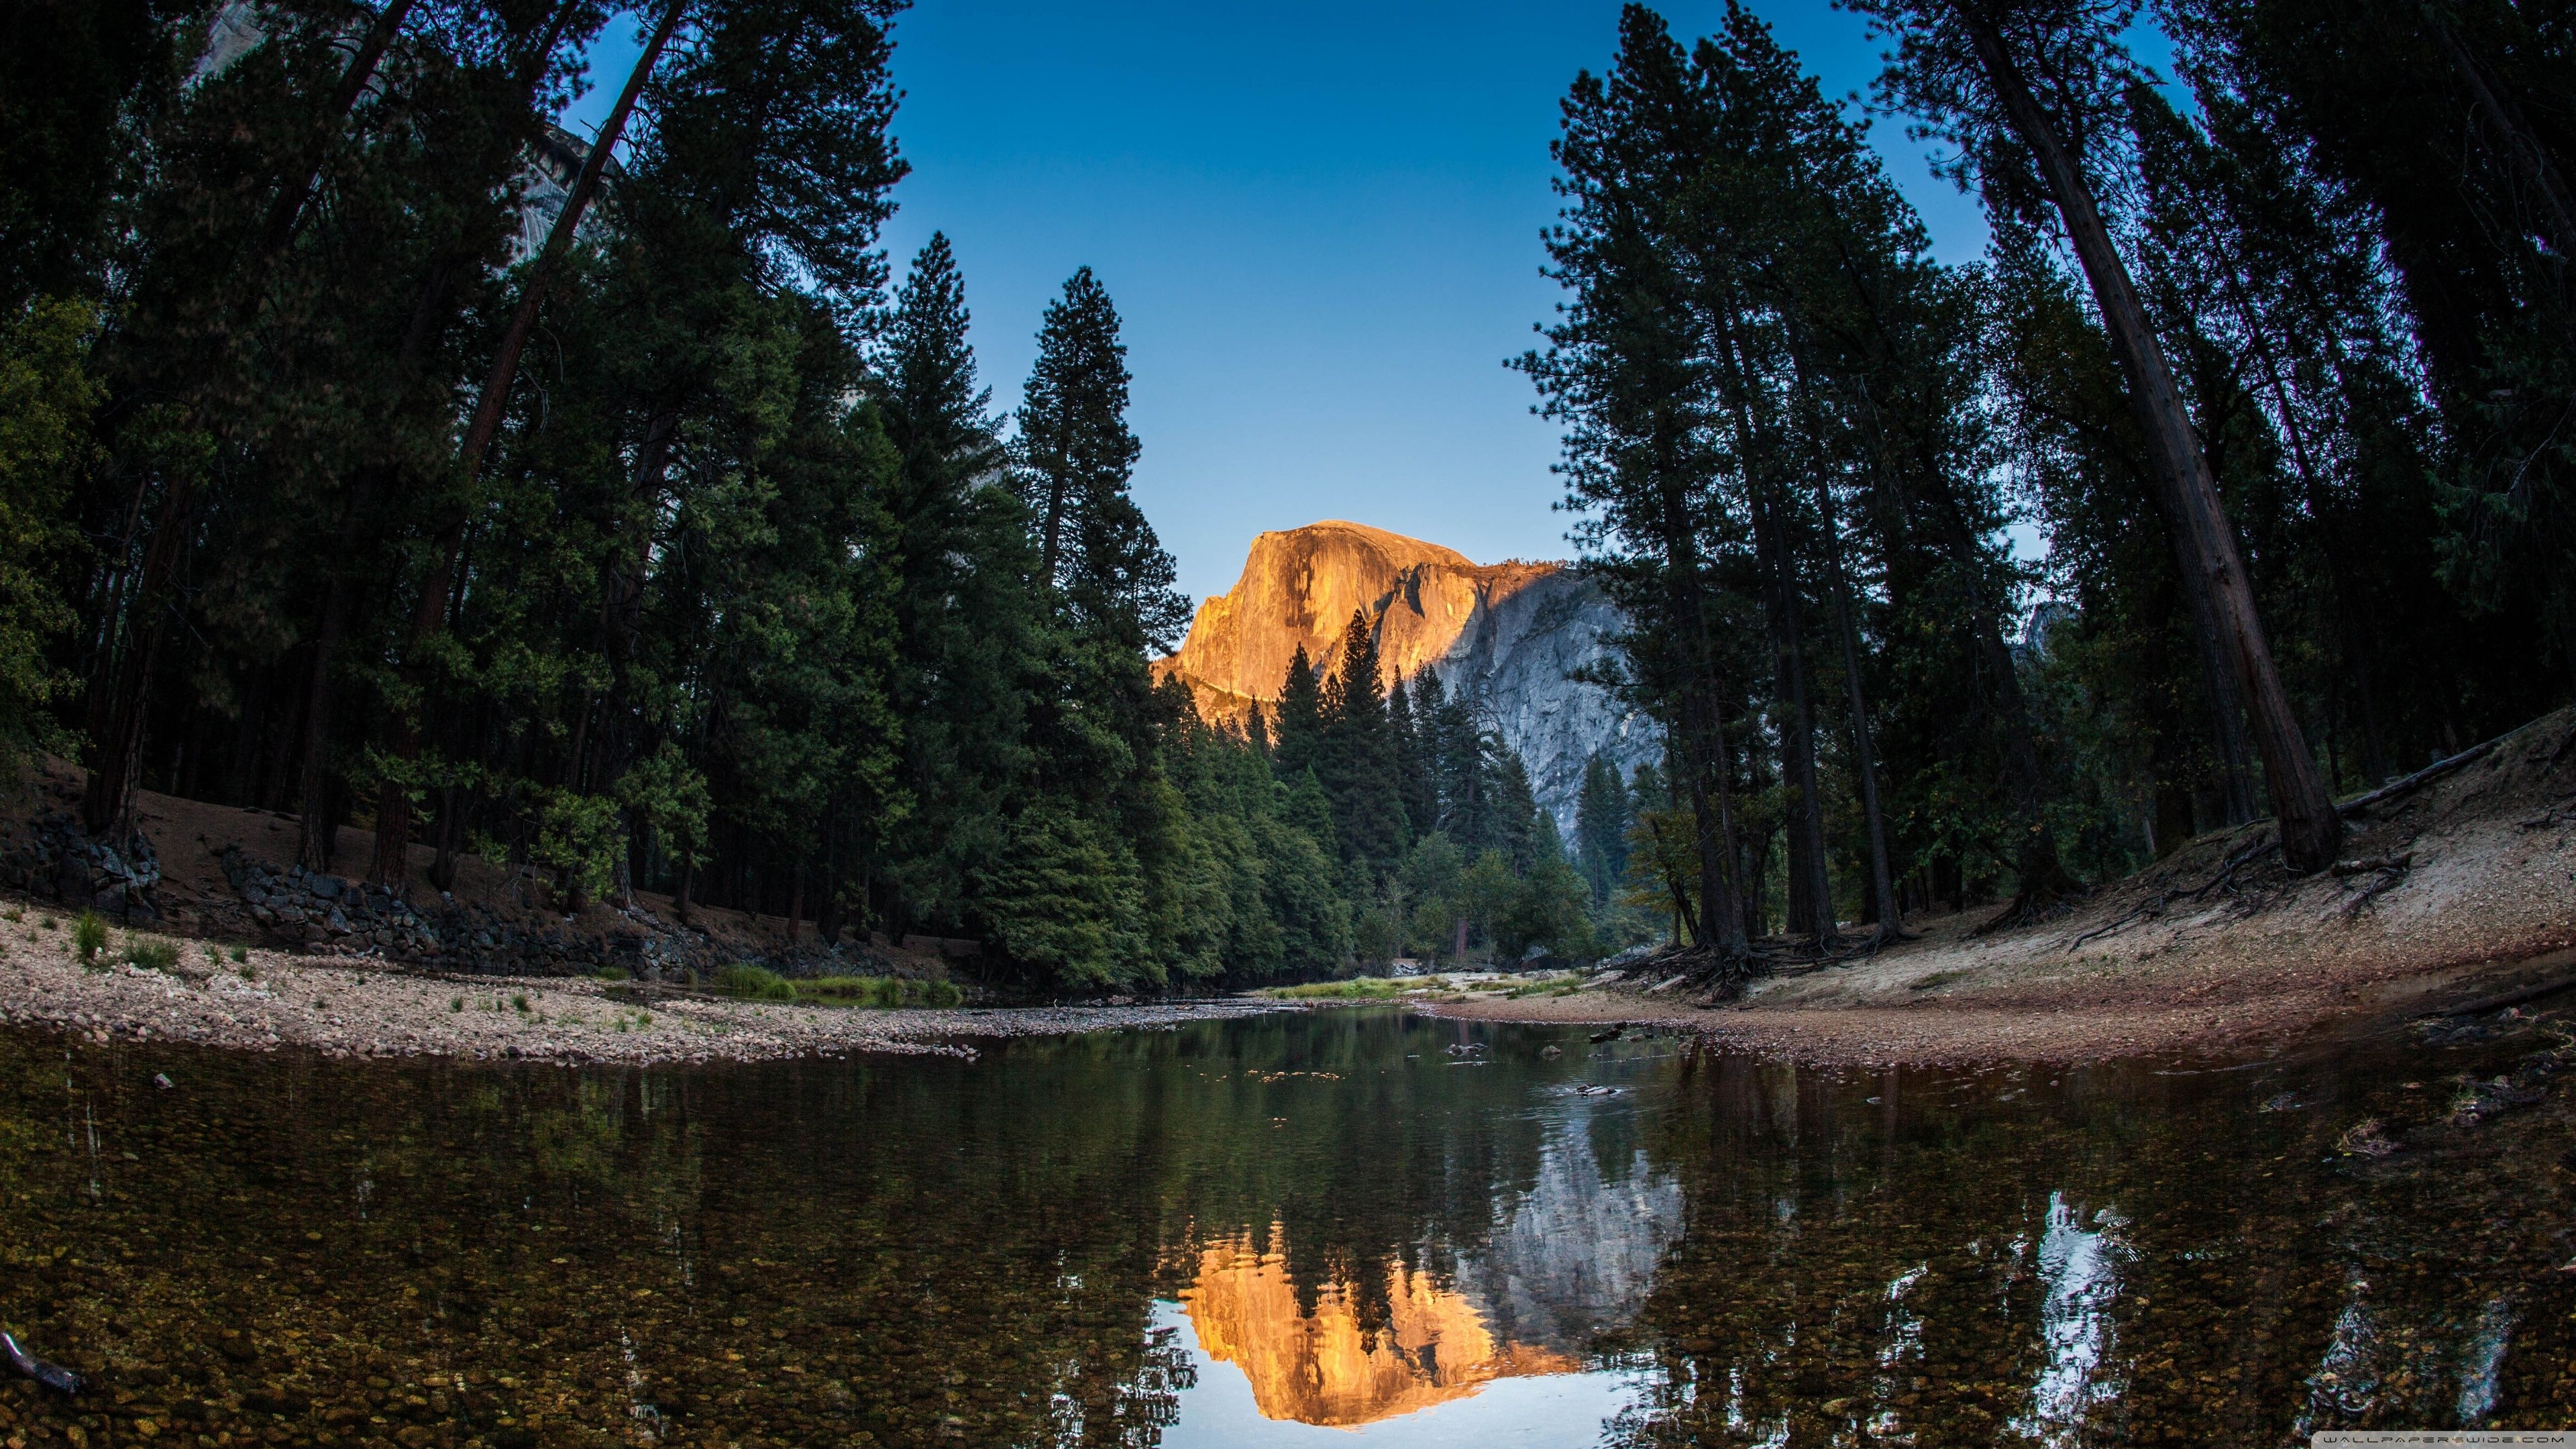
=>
[371,0,683,885]
[2421,6,2576,263]
[1960,6,2343,872]
[1711,309,1833,941]
[2223,279,2395,786]
[83,1,419,838]
[1812,470,1901,938]
[296,4,582,867]
[1652,472,1749,958]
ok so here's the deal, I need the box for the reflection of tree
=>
[3,1014,2559,1449]
[1605,1051,2576,1446]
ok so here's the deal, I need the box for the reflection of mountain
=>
[1462,1110,1686,1354]
[1179,1230,1580,1426]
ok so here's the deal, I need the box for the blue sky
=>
[570,3,2062,604]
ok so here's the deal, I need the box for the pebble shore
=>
[0,917,1291,1065]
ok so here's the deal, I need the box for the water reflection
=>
[0,1008,2565,1448]
[1179,1230,1578,1425]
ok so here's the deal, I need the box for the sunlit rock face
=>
[1157,521,1662,830]
[1179,1232,1580,1426]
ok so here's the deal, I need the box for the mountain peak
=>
[1157,521,1659,830]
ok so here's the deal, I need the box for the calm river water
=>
[0,1007,2569,1447]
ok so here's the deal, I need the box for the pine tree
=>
[1849,0,2343,873]
[1574,752,1631,907]
[1317,609,1407,865]
[1272,645,1324,780]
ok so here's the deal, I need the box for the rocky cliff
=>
[1154,521,1661,831]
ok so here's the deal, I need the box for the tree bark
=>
[371,0,683,885]
[2421,5,2576,264]
[1651,470,1749,957]
[1715,316,1834,941]
[1811,469,1901,937]
[1957,4,2343,872]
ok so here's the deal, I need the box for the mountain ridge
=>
[1155,521,1662,830]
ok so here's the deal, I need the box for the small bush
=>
[121,936,180,973]
[511,993,531,1013]
[70,911,106,964]
[1,907,19,922]
[228,944,248,964]
[450,997,464,1012]
[713,964,794,1002]
[594,965,630,983]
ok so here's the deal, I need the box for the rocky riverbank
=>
[0,918,1289,1065]
[1435,710,2576,1065]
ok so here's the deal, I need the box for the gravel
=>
[0,922,1291,1065]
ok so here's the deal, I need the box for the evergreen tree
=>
[1316,609,1407,865]
[1574,751,1631,906]
[1847,0,2343,873]
[1271,645,1324,780]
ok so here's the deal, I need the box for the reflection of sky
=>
[2010,1193,2127,1447]
[1152,1301,1648,1448]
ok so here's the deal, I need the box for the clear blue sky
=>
[568,3,2131,604]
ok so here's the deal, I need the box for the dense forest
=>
[1526,0,2576,954]
[0,0,1608,993]
[3,0,2570,991]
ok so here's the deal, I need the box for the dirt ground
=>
[0,916,1289,1065]
[1436,708,2576,1065]
[8,757,960,972]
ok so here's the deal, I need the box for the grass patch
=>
[1262,976,1443,1000]
[713,964,796,1002]
[70,911,106,965]
[121,935,181,973]
[1503,973,1584,1000]
[794,975,964,1008]
[594,965,631,983]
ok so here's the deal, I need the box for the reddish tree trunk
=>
[1960,7,2343,872]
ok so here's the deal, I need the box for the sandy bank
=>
[1433,710,2576,1065]
[0,922,1288,1065]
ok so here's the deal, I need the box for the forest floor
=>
[1436,706,2576,1065]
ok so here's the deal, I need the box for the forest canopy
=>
[1,0,2569,989]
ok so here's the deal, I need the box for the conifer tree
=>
[1317,610,1407,865]
[1575,752,1631,907]
[1848,0,2343,873]
[1271,645,1324,780]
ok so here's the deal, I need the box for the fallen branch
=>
[2432,970,2576,1018]
[2339,716,2551,817]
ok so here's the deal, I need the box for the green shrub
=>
[121,936,180,972]
[713,963,794,1001]
[594,965,631,983]
[70,910,105,963]
[794,974,965,1008]
[227,944,248,964]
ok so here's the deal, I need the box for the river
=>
[0,1006,2567,1446]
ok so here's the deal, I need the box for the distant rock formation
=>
[1154,521,1662,831]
